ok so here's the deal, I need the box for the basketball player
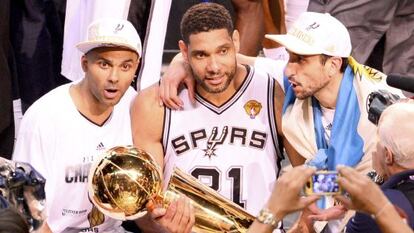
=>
[12,18,191,233]
[131,3,296,230]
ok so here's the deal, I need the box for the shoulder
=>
[131,83,163,120]
[253,57,286,93]
[346,211,380,233]
[22,84,71,122]
[134,84,159,107]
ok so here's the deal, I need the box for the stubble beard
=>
[191,62,237,94]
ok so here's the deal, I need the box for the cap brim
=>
[76,41,139,55]
[265,34,322,55]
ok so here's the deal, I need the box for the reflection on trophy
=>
[88,146,254,232]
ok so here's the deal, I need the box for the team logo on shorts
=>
[244,100,262,119]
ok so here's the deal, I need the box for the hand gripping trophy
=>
[88,146,254,232]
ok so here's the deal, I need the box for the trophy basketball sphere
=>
[88,146,162,220]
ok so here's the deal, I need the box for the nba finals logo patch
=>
[244,100,262,119]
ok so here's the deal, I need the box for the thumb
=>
[308,214,326,222]
[149,207,167,220]
[334,195,354,210]
[302,195,321,208]
[184,77,196,104]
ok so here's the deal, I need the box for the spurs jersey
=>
[163,66,283,216]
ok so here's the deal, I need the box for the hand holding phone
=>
[304,171,341,195]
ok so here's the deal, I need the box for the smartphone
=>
[304,171,341,195]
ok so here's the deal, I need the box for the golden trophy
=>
[88,146,254,232]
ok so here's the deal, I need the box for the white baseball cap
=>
[77,18,142,56]
[265,12,351,57]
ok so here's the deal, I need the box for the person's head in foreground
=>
[373,100,414,180]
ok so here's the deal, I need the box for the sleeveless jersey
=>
[163,66,283,216]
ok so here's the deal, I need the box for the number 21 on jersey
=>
[190,166,246,208]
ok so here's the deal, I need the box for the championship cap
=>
[77,18,142,56]
[265,12,351,57]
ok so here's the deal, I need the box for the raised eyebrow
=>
[121,58,135,64]
[218,43,231,49]
[96,57,113,66]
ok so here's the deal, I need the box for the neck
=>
[70,81,113,125]
[387,162,414,178]
[314,72,343,109]
[197,64,247,106]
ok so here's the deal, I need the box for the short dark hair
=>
[319,54,348,73]
[180,3,233,44]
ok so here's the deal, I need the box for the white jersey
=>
[13,83,136,233]
[163,66,283,216]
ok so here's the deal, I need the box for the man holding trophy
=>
[12,18,187,233]
[131,2,295,232]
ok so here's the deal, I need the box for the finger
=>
[164,83,183,110]
[337,176,358,195]
[289,166,316,185]
[334,195,354,210]
[168,83,184,109]
[278,166,315,190]
[171,197,186,226]
[337,165,360,183]
[184,78,196,104]
[307,202,322,215]
[182,198,194,233]
[171,97,184,110]
[178,197,191,228]
[300,195,320,209]
[185,203,195,233]
[149,207,167,219]
[309,206,346,221]
[299,166,317,184]
[308,214,326,222]
[146,199,155,212]
[162,200,177,222]
[159,80,165,106]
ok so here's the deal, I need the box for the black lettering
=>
[190,129,207,148]
[249,131,267,149]
[191,168,220,190]
[65,166,74,183]
[171,135,190,155]
[230,127,247,145]
[81,168,88,183]
[65,166,89,183]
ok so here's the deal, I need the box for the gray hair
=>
[378,100,414,165]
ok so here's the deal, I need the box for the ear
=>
[232,30,240,53]
[81,55,88,72]
[178,40,189,63]
[384,147,394,165]
[327,56,342,76]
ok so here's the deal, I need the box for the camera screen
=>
[312,173,340,193]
